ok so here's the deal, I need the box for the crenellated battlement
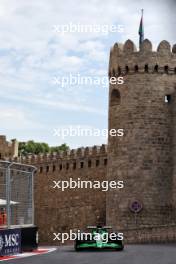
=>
[12,144,107,165]
[109,39,176,77]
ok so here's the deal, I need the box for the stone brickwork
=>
[122,225,176,244]
[107,39,176,233]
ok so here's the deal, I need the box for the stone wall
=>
[19,145,108,244]
[122,225,176,244]
[171,91,176,219]
[107,39,176,230]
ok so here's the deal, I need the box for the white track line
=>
[0,247,57,261]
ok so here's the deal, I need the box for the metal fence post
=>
[32,171,34,226]
[6,164,11,228]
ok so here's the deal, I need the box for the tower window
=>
[125,66,129,74]
[104,159,108,166]
[73,162,76,170]
[110,89,121,106]
[96,160,100,167]
[165,95,171,103]
[80,162,84,168]
[88,160,92,168]
[154,65,158,72]
[164,65,169,74]
[145,64,149,73]
[134,65,139,72]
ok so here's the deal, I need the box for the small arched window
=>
[165,95,171,103]
[125,66,129,74]
[73,162,76,170]
[164,65,169,74]
[154,65,158,72]
[134,65,139,72]
[96,160,100,167]
[110,89,121,106]
[145,64,149,73]
[104,159,108,166]
[66,163,69,170]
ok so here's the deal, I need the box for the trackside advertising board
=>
[0,228,21,256]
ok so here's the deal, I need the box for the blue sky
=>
[0,0,175,148]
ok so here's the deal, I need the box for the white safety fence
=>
[0,161,36,228]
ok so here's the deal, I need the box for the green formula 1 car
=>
[75,226,124,251]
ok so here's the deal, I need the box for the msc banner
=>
[0,228,21,256]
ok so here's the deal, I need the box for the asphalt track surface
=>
[4,244,176,264]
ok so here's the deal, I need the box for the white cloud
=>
[0,92,106,116]
[0,107,43,130]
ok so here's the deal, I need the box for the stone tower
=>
[106,39,176,233]
[0,135,18,159]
